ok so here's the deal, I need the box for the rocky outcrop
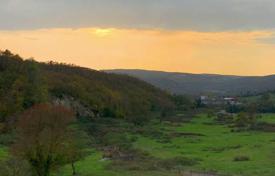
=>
[52,95,98,118]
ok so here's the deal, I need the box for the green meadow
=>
[133,115,275,176]
[2,114,275,176]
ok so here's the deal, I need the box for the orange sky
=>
[1,27,275,76]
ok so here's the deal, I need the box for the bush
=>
[216,113,234,124]
[102,132,133,150]
[0,157,31,176]
[128,115,149,126]
[233,155,250,162]
[233,112,261,130]
[0,132,15,146]
[157,156,199,170]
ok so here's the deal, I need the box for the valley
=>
[1,51,275,176]
[1,113,274,176]
[105,69,275,95]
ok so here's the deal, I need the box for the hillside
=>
[105,69,275,95]
[0,51,174,121]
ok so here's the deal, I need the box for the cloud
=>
[0,0,275,31]
[256,33,275,44]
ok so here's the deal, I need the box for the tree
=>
[1,50,13,57]
[64,128,89,176]
[23,61,48,108]
[257,93,275,113]
[172,95,194,111]
[12,104,75,176]
[195,98,204,108]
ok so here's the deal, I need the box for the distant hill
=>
[0,51,174,121]
[104,69,275,95]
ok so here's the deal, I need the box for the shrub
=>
[216,113,234,124]
[157,156,199,170]
[0,157,31,176]
[128,115,149,126]
[0,132,15,146]
[102,132,133,150]
[233,155,250,162]
[234,112,261,130]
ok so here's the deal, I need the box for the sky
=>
[1,0,275,75]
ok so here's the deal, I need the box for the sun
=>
[94,28,114,37]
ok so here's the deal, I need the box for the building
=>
[200,96,241,106]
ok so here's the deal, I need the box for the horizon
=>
[3,48,275,77]
[1,1,275,76]
[3,49,273,77]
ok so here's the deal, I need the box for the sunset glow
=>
[94,28,114,37]
[1,27,275,76]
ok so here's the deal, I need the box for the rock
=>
[52,95,98,118]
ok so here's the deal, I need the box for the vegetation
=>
[12,104,75,176]
[0,50,174,122]
[106,69,275,95]
[3,50,275,176]
[47,114,275,176]
[0,50,175,176]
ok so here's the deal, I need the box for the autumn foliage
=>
[12,104,75,176]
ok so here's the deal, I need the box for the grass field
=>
[2,114,275,176]
[0,146,8,161]
[56,114,275,176]
[134,115,275,176]
[57,150,180,176]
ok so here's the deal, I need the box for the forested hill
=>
[105,69,275,96]
[0,50,174,121]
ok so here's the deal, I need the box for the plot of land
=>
[2,114,275,176]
